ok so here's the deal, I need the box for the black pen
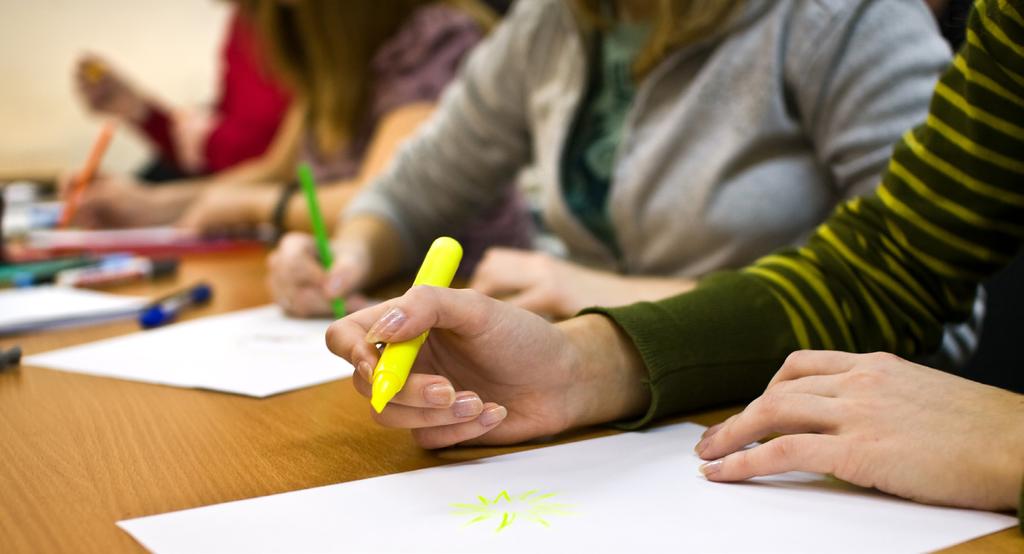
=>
[0,346,22,370]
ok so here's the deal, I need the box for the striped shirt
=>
[590,0,1023,434]
[588,0,1023,526]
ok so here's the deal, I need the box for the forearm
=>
[616,276,695,305]
[343,3,533,258]
[282,182,360,233]
[149,183,209,221]
[207,153,290,187]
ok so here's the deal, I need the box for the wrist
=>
[984,390,1024,510]
[269,182,298,242]
[559,314,651,430]
[1001,403,1024,511]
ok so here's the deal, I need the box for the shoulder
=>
[373,4,483,71]
[783,0,944,57]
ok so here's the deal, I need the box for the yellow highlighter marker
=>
[370,237,463,413]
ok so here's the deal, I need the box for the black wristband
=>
[270,181,299,245]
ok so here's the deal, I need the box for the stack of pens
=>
[0,254,179,288]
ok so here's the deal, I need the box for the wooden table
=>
[0,251,1019,553]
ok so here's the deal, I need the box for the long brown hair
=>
[243,0,494,153]
[572,0,744,79]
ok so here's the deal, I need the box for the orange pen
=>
[59,121,116,228]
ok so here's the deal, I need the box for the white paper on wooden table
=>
[117,422,1017,553]
[0,286,147,334]
[25,305,350,397]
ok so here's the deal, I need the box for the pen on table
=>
[297,163,345,319]
[59,121,116,228]
[55,256,179,288]
[370,236,462,413]
[0,255,99,287]
[139,282,213,329]
[0,346,22,371]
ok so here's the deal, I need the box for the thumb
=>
[175,204,203,233]
[323,253,366,299]
[57,170,79,198]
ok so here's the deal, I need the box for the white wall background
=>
[0,0,231,179]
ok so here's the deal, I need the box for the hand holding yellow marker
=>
[371,237,463,413]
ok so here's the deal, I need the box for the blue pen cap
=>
[139,283,213,329]
[139,306,173,329]
[190,283,213,304]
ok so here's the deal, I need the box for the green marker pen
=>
[297,163,346,319]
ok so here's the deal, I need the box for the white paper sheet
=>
[0,286,147,334]
[25,305,351,397]
[117,422,1017,553]
[26,226,196,249]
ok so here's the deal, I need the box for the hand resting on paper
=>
[325,285,650,448]
[695,350,1024,512]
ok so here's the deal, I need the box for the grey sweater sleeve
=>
[786,0,952,199]
[344,0,549,262]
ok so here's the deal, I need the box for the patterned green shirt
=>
[561,22,649,257]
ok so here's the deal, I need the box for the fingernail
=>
[702,423,723,439]
[452,394,483,418]
[479,405,507,427]
[694,439,708,455]
[424,383,455,407]
[365,308,406,343]
[325,274,345,297]
[699,460,723,477]
[356,361,373,382]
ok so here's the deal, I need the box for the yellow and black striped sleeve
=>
[585,0,1024,425]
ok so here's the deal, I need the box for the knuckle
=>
[845,368,882,389]
[370,408,400,429]
[411,428,446,450]
[831,441,863,482]
[864,351,900,366]
[751,393,782,419]
[535,253,556,272]
[406,284,439,306]
[324,321,347,356]
[769,436,795,461]
[783,350,811,367]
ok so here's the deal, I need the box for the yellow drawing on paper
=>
[451,490,572,532]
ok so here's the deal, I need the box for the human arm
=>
[73,53,180,166]
[191,8,291,174]
[694,350,1024,516]
[268,102,437,233]
[469,248,695,319]
[339,0,543,271]
[786,0,950,198]
[257,103,440,316]
[68,105,301,229]
[582,1,1024,424]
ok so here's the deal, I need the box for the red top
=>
[139,9,291,174]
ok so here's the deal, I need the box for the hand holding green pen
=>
[297,163,346,319]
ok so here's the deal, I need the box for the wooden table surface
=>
[0,251,1019,553]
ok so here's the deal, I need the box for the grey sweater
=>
[347,0,978,365]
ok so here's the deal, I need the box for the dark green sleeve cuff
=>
[580,272,800,429]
